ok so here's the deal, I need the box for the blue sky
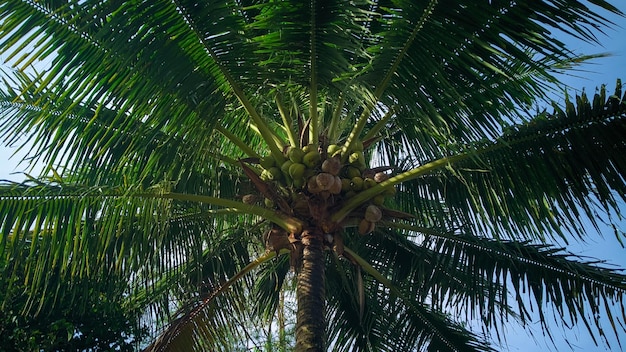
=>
[0,1,625,351]
[552,2,626,95]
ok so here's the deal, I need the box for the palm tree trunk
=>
[295,229,326,351]
[278,289,287,352]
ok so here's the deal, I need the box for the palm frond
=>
[146,250,287,352]
[0,1,624,351]
[394,81,626,240]
[0,179,274,312]
[359,0,621,149]
[0,0,226,123]
[365,224,626,344]
[324,247,495,352]
[0,67,255,190]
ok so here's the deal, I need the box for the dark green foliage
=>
[0,251,146,351]
[0,1,625,351]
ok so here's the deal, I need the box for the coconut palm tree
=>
[1,0,626,351]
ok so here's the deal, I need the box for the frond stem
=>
[149,249,289,351]
[309,0,319,145]
[149,192,303,234]
[276,94,298,147]
[343,246,460,352]
[363,106,396,141]
[332,153,466,223]
[215,125,260,158]
[341,0,438,158]
[171,0,285,163]
[328,92,345,143]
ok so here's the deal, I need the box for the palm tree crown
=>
[0,1,625,351]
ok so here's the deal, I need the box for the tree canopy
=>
[0,1,625,351]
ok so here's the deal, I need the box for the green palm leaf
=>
[394,82,626,240]
[1,0,625,351]
[372,225,625,338]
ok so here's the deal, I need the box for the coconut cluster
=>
[253,141,396,235]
